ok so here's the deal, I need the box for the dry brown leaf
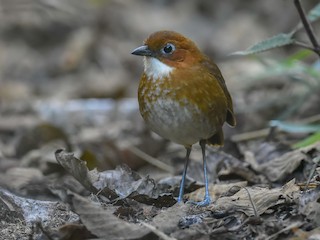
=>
[1,167,43,192]
[290,227,320,240]
[93,164,156,198]
[186,181,247,202]
[211,179,300,216]
[151,204,189,234]
[71,193,151,240]
[140,222,177,240]
[57,223,95,240]
[55,149,104,195]
[245,142,320,181]
[204,150,263,184]
[55,149,176,206]
[299,187,320,226]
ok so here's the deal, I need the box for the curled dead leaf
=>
[211,179,300,216]
[245,142,320,181]
[55,149,176,206]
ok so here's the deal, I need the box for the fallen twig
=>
[266,222,303,240]
[128,145,175,174]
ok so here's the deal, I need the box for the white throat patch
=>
[143,57,173,80]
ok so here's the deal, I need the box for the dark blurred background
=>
[0,0,318,101]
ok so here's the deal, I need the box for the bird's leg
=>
[177,146,191,203]
[188,140,211,206]
[200,139,211,205]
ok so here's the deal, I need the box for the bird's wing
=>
[200,57,236,127]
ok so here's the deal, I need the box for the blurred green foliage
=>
[233,2,320,148]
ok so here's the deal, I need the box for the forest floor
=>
[0,1,319,239]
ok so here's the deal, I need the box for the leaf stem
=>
[293,40,316,51]
[294,0,320,57]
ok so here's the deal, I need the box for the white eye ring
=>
[162,43,175,54]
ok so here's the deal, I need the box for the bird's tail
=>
[207,128,224,146]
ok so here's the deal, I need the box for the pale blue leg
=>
[200,140,211,205]
[188,140,211,206]
[177,147,191,203]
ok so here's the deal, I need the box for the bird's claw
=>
[187,196,211,207]
[177,197,184,203]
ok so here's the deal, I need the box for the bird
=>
[131,30,236,206]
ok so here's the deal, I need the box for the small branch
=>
[293,40,316,51]
[231,114,320,143]
[266,222,302,240]
[231,128,270,142]
[294,0,320,57]
[128,145,175,174]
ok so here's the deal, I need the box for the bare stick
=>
[128,145,175,174]
[294,0,320,57]
[293,40,316,51]
[266,222,302,240]
[231,113,320,142]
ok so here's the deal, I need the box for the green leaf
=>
[231,33,294,56]
[280,51,320,80]
[283,49,313,65]
[292,132,320,149]
[307,3,320,22]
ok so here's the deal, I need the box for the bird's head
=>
[131,31,202,80]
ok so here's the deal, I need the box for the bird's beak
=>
[131,45,153,57]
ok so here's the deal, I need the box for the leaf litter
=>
[0,97,319,240]
[0,118,319,239]
[51,141,319,240]
[0,1,319,239]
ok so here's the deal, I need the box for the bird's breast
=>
[138,74,219,146]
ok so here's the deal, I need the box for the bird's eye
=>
[162,43,175,54]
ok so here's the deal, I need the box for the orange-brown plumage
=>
[132,30,236,205]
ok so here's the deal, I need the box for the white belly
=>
[142,97,215,146]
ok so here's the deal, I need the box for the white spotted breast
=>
[138,62,216,146]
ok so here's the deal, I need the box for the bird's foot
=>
[187,196,211,207]
[177,196,185,204]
